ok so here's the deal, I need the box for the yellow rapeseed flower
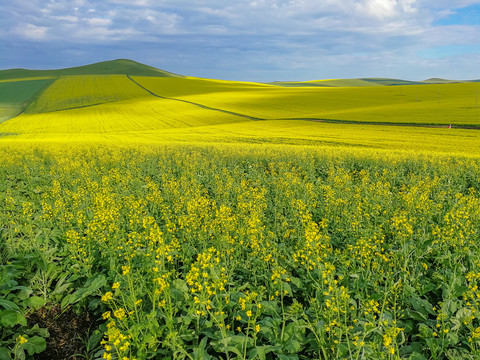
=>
[102,311,111,320]
[121,265,130,275]
[114,308,126,320]
[102,292,113,302]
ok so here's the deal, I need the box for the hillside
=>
[0,78,55,123]
[270,77,480,87]
[1,59,480,142]
[0,59,181,81]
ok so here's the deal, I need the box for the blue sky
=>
[1,0,480,81]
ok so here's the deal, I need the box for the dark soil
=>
[27,304,98,360]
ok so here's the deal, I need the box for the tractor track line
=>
[126,75,262,121]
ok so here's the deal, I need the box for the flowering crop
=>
[1,141,480,359]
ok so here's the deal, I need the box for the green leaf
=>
[86,275,108,292]
[171,279,189,303]
[16,288,33,301]
[211,337,242,357]
[407,297,435,316]
[25,296,46,309]
[282,282,292,295]
[88,297,101,311]
[50,273,72,299]
[26,324,49,338]
[173,279,188,293]
[0,310,27,327]
[223,346,243,358]
[283,322,305,343]
[404,309,427,322]
[248,347,264,360]
[179,314,194,326]
[400,342,425,357]
[87,331,103,349]
[447,331,459,346]
[61,275,106,308]
[258,317,281,342]
[225,335,252,349]
[425,337,439,350]
[0,299,20,311]
[289,276,303,289]
[284,340,302,354]
[0,347,11,360]
[259,301,280,316]
[315,320,325,333]
[277,354,299,360]
[453,307,473,331]
[23,336,46,355]
[337,343,349,357]
[60,294,75,309]
[13,347,25,360]
[408,352,428,360]
[191,337,212,360]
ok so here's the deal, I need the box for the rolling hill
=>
[0,59,479,147]
[0,59,181,81]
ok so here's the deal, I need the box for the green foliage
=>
[0,262,49,359]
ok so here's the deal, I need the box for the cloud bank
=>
[1,0,480,81]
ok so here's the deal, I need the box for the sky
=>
[1,0,480,82]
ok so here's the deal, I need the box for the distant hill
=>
[0,59,182,81]
[269,79,383,87]
[360,78,425,86]
[421,78,480,84]
[269,77,480,87]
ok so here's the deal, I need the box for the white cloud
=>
[86,17,112,27]
[355,0,398,19]
[14,23,48,40]
[70,26,141,41]
[399,0,417,13]
[52,15,78,22]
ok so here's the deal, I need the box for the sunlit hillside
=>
[0,59,180,81]
[136,77,480,126]
[1,59,479,155]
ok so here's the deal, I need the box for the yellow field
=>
[133,77,480,125]
[25,75,150,113]
[2,67,480,360]
[0,72,479,158]
[1,97,245,135]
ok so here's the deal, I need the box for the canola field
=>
[1,143,480,360]
[1,63,480,359]
[132,77,480,126]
